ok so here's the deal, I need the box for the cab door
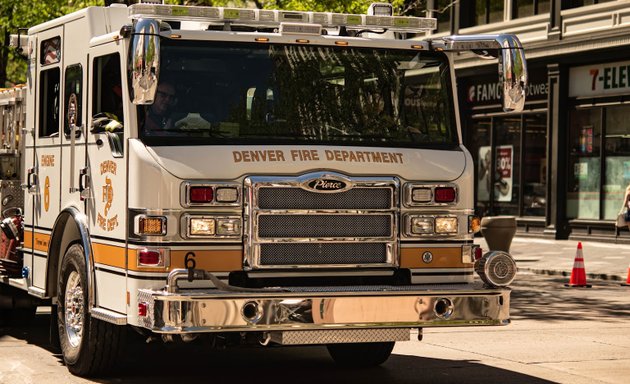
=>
[85,43,129,313]
[24,26,65,290]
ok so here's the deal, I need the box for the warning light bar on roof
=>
[128,4,437,32]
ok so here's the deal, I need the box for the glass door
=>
[468,113,547,218]
[522,113,547,216]
[567,108,601,219]
[492,116,521,215]
[468,118,492,217]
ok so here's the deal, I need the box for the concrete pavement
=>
[475,236,630,283]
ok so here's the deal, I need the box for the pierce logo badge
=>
[307,179,347,192]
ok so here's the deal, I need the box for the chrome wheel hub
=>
[64,271,84,348]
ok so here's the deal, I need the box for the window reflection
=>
[567,109,601,219]
[522,114,547,216]
[604,105,630,220]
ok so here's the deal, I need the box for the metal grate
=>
[270,328,410,345]
[260,243,388,265]
[257,187,392,210]
[258,214,391,238]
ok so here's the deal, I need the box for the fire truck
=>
[0,1,527,376]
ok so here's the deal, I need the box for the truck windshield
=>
[138,40,457,148]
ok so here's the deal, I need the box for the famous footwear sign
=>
[463,71,547,107]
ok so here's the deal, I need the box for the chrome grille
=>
[245,173,399,269]
[258,187,392,209]
[258,214,392,238]
[260,243,388,265]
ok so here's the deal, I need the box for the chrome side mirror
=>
[496,35,527,112]
[129,19,161,105]
[435,34,528,113]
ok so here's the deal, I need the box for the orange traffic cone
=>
[622,263,630,287]
[565,242,592,288]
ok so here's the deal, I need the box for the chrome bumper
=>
[137,282,510,334]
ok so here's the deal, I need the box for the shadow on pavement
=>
[2,313,554,384]
[511,276,630,322]
[103,338,555,384]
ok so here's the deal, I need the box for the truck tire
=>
[327,341,395,367]
[0,285,37,326]
[57,244,125,376]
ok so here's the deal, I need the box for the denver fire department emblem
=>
[97,160,118,231]
[103,177,113,216]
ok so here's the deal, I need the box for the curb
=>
[518,267,625,282]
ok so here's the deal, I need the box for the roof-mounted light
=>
[368,3,394,17]
[128,4,436,33]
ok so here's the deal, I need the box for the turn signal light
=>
[469,215,481,233]
[190,186,214,203]
[411,188,432,203]
[215,187,238,203]
[138,216,166,236]
[138,249,161,266]
[435,187,456,203]
[138,302,148,317]
[474,246,483,261]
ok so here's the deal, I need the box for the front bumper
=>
[137,277,510,334]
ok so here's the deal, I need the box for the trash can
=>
[480,216,517,252]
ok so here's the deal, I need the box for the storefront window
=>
[460,0,505,28]
[463,70,548,219]
[522,114,547,216]
[513,0,551,18]
[471,119,492,216]
[562,0,615,10]
[493,117,521,216]
[567,109,601,219]
[603,105,630,220]
[434,0,453,33]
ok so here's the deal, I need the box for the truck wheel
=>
[57,244,125,376]
[327,341,395,367]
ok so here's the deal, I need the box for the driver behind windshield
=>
[144,81,178,133]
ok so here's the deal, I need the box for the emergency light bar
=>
[128,4,437,33]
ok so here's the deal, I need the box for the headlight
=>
[410,217,434,234]
[405,215,462,237]
[184,215,241,238]
[190,218,216,235]
[216,218,241,235]
[435,217,458,233]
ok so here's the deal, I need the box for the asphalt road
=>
[1,273,629,384]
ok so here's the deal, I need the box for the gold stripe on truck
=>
[400,247,472,269]
[23,231,51,253]
[168,250,242,272]
[93,243,127,268]
[92,245,243,273]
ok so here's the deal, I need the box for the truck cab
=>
[1,2,527,376]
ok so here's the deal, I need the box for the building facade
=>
[418,0,630,242]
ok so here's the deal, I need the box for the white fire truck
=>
[0,1,527,376]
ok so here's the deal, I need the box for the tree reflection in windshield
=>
[139,40,456,148]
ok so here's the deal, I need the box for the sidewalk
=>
[474,236,630,282]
